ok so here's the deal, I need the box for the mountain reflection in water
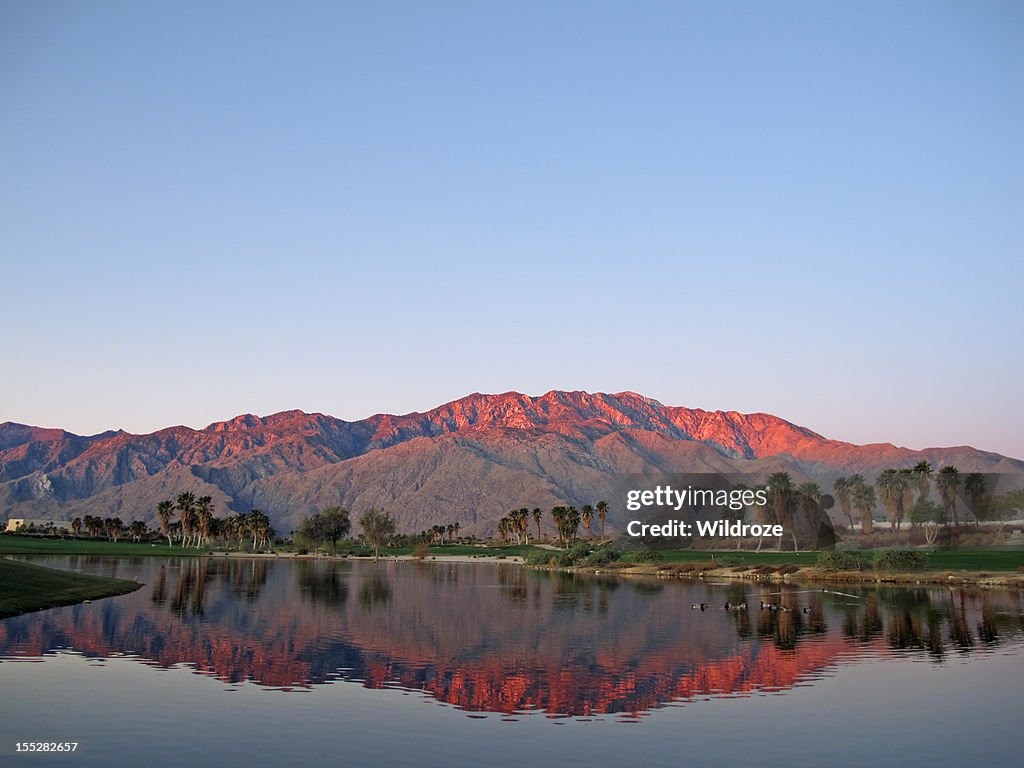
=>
[1,556,1022,717]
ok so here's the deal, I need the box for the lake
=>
[1,556,1022,766]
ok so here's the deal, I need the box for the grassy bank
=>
[526,544,1024,588]
[0,558,142,618]
[0,535,539,561]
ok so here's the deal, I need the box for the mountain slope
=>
[1,390,1020,534]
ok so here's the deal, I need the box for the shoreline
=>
[0,558,143,619]
[543,562,1024,589]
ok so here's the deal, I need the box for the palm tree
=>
[899,469,916,526]
[750,483,773,551]
[936,466,961,527]
[157,500,174,546]
[833,476,855,530]
[550,506,567,547]
[129,520,147,542]
[518,508,531,544]
[71,517,83,537]
[581,504,593,537]
[231,512,248,550]
[875,470,902,530]
[176,491,196,547]
[247,509,271,550]
[913,461,933,502]
[850,475,876,534]
[532,508,542,541]
[195,496,214,548]
[596,500,608,541]
[796,481,821,534]
[964,473,987,524]
[766,472,797,551]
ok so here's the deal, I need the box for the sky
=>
[2,1,1022,458]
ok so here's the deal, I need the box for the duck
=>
[724,602,748,611]
[759,601,778,611]
[691,602,706,611]
[802,607,812,614]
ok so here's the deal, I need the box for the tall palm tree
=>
[964,473,987,524]
[247,509,271,550]
[851,476,876,534]
[71,517,83,538]
[532,508,542,541]
[231,512,248,550]
[899,469,916,526]
[936,466,961,527]
[581,504,593,537]
[875,470,902,530]
[129,520,147,542]
[833,476,855,530]
[750,483,772,551]
[176,491,196,547]
[913,461,933,502]
[195,496,214,548]
[796,482,821,532]
[596,500,608,541]
[766,472,797,551]
[157,500,174,546]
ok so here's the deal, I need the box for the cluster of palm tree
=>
[155,492,274,550]
[834,463,991,532]
[70,515,149,542]
[498,509,540,544]
[421,522,461,544]
[744,472,826,552]
[832,475,879,533]
[495,501,609,547]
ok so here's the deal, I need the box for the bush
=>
[817,550,870,571]
[874,548,927,572]
[620,549,662,564]
[582,547,620,566]
[526,549,556,566]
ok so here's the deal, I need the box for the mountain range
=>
[1,390,1020,535]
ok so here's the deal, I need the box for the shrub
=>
[874,548,927,572]
[817,550,870,571]
[526,549,555,566]
[582,547,620,566]
[620,549,662,564]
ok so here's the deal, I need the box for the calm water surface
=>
[1,556,1022,766]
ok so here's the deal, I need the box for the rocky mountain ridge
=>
[2,390,1020,534]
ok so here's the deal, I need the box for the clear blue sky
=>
[2,1,1022,458]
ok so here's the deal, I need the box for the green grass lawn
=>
[0,536,198,557]
[0,535,542,560]
[0,558,142,618]
[3,534,1020,572]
